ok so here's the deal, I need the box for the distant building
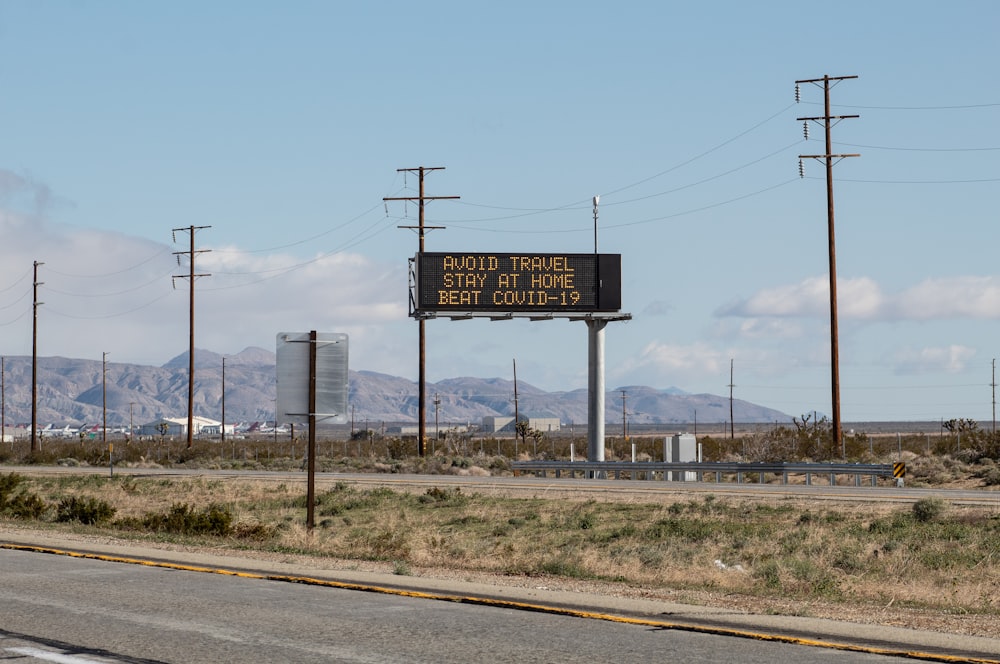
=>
[525,413,560,433]
[481,416,515,433]
[481,413,560,433]
[138,416,220,437]
[385,424,473,436]
[200,423,236,436]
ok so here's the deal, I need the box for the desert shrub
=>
[318,486,397,516]
[418,486,466,505]
[140,503,233,536]
[753,559,782,589]
[0,472,24,503]
[0,473,49,520]
[912,497,947,523]
[231,520,277,541]
[3,493,49,520]
[55,496,116,525]
[980,467,1000,487]
[385,437,413,460]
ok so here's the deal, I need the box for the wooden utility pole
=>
[31,260,43,453]
[306,330,317,531]
[221,356,227,445]
[383,167,458,456]
[621,389,628,446]
[102,351,108,443]
[1,356,5,445]
[172,225,211,448]
[513,358,520,448]
[728,358,735,440]
[796,74,859,458]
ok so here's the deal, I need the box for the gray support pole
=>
[587,319,607,474]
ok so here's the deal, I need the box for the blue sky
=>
[1,1,998,422]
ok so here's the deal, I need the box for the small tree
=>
[943,418,979,434]
[515,420,530,451]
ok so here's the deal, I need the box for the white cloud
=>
[718,276,829,318]
[617,341,726,382]
[718,276,884,319]
[1,204,408,368]
[717,275,1000,322]
[726,318,804,340]
[894,277,1000,320]
[892,345,976,375]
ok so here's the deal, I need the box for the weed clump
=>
[912,497,947,523]
[418,486,466,505]
[56,496,116,525]
[123,503,233,536]
[0,473,48,520]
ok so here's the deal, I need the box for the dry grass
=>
[7,473,1000,621]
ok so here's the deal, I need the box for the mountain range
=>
[0,348,792,428]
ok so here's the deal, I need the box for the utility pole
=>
[1,356,5,445]
[102,351,108,443]
[434,392,441,449]
[129,402,135,445]
[221,356,226,445]
[728,358,735,440]
[620,389,627,448]
[992,358,996,436]
[31,260,43,454]
[383,167,459,457]
[512,358,520,450]
[796,74,859,459]
[172,225,211,449]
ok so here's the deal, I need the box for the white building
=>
[481,416,515,433]
[481,414,560,433]
[200,423,236,436]
[138,416,221,437]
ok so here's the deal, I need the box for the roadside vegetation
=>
[2,469,999,621]
[2,415,999,625]
[2,413,1000,485]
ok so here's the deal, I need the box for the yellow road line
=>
[2,542,997,664]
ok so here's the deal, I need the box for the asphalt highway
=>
[3,538,999,663]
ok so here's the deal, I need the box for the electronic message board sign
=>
[414,252,621,313]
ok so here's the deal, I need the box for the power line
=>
[45,247,173,278]
[446,178,800,235]
[808,101,1000,111]
[832,141,1000,153]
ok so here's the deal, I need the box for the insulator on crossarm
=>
[802,121,809,139]
[798,159,805,178]
[795,84,800,103]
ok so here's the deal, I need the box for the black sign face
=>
[415,252,621,313]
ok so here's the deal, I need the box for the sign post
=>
[410,252,630,470]
[276,332,349,530]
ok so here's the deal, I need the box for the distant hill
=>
[0,349,792,427]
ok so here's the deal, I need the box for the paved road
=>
[0,547,938,664]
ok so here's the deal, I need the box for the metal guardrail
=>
[511,460,901,487]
